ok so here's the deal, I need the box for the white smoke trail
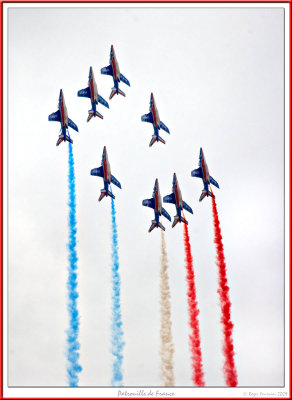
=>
[159,230,175,386]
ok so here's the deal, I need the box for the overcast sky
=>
[6,4,286,393]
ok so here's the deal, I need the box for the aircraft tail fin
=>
[87,111,94,122]
[158,135,166,144]
[149,136,157,147]
[149,135,165,147]
[56,135,64,146]
[199,188,215,202]
[172,216,180,228]
[109,87,126,99]
[99,190,107,202]
[148,220,165,233]
[199,191,207,202]
[209,190,215,199]
[181,216,188,225]
[118,88,126,97]
[108,191,115,200]
[172,215,188,228]
[87,110,103,122]
[99,189,115,202]
[109,89,117,100]
[56,134,73,146]
[95,110,104,119]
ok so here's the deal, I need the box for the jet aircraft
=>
[48,89,78,146]
[90,146,122,201]
[78,66,109,122]
[101,45,130,99]
[163,173,193,228]
[141,93,170,147]
[191,148,219,201]
[142,179,171,232]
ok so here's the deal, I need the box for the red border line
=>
[0,1,291,400]
[289,1,292,399]
[0,0,291,3]
[1,0,4,398]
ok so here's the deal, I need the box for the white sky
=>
[5,3,287,394]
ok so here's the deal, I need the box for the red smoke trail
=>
[211,196,238,386]
[183,220,205,386]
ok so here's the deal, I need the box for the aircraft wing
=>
[101,65,113,76]
[160,121,170,134]
[120,73,130,87]
[142,198,155,209]
[162,207,171,221]
[163,193,176,204]
[77,87,91,98]
[141,112,153,123]
[68,118,79,132]
[111,174,122,189]
[91,166,104,177]
[191,167,202,178]
[98,94,109,109]
[182,200,193,214]
[48,110,61,122]
[210,175,220,189]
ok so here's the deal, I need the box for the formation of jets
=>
[48,45,220,230]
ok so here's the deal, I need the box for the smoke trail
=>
[66,142,82,386]
[183,220,205,386]
[211,196,238,386]
[110,197,125,386]
[159,231,175,386]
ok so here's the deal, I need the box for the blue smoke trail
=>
[66,142,82,386]
[110,196,125,386]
